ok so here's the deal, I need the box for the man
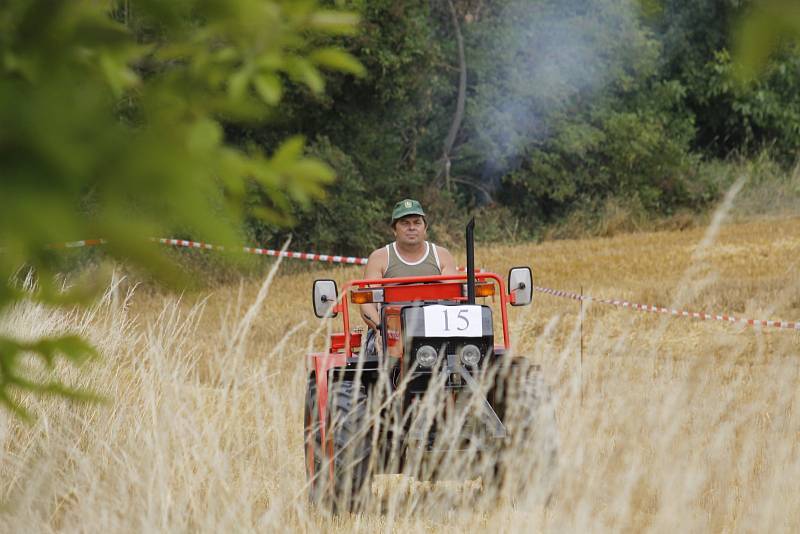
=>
[360,199,458,343]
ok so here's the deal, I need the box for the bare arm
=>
[435,246,459,276]
[360,248,386,330]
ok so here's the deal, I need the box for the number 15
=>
[443,309,470,331]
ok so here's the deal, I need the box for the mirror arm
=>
[507,282,526,295]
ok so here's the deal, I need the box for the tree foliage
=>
[653,0,800,160]
[249,0,800,252]
[0,0,362,418]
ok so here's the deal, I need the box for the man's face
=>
[393,215,427,246]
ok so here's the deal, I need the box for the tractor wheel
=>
[305,377,374,513]
[488,358,558,504]
[304,376,325,505]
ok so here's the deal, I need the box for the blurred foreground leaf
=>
[734,0,800,81]
[0,0,362,418]
[0,334,102,421]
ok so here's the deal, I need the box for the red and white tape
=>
[155,238,368,265]
[34,238,800,331]
[44,236,368,266]
[534,285,800,331]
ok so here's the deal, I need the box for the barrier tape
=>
[534,285,800,331]
[155,238,368,265]
[35,238,800,331]
[43,236,369,266]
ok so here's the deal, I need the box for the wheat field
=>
[1,208,799,532]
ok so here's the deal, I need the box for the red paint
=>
[310,352,347,469]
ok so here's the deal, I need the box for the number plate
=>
[423,305,482,337]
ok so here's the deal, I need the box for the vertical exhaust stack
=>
[466,216,475,305]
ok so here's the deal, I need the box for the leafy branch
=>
[0,0,365,419]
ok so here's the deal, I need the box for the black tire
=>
[305,377,373,513]
[488,358,558,504]
[304,376,325,505]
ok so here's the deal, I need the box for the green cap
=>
[391,199,426,224]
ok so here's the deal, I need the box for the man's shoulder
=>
[430,243,455,272]
[367,246,389,263]
[431,243,452,255]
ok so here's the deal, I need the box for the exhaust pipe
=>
[466,216,475,305]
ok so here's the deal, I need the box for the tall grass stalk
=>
[1,214,799,531]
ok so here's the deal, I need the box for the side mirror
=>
[313,279,338,318]
[508,267,532,306]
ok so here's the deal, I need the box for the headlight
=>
[415,345,437,368]
[460,344,481,366]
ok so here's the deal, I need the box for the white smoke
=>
[463,0,652,198]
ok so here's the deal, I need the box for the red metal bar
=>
[312,352,347,462]
[349,272,486,287]
[341,296,351,357]
[383,282,464,302]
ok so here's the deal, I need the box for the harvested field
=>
[2,214,799,532]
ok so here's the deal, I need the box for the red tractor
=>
[304,221,557,512]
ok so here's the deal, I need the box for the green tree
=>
[453,0,695,219]
[231,0,451,251]
[0,0,363,418]
[246,136,387,255]
[208,0,800,249]
[649,0,800,161]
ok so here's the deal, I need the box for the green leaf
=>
[309,48,365,76]
[271,136,306,167]
[188,118,223,152]
[228,65,253,101]
[39,335,98,365]
[290,159,336,183]
[733,1,800,82]
[99,52,140,97]
[253,73,283,105]
[307,11,360,35]
[286,58,325,94]
[256,53,284,70]
[251,206,294,225]
[212,47,239,63]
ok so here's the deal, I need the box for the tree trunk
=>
[434,0,467,192]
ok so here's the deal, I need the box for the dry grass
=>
[1,210,799,532]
